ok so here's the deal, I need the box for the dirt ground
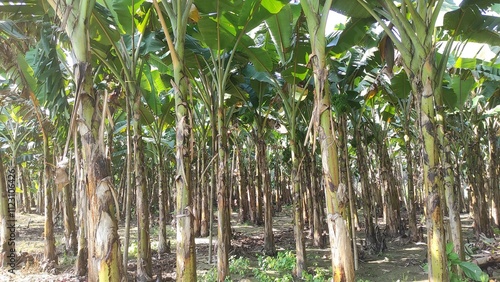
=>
[0,208,494,281]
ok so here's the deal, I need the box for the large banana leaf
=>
[443,4,500,46]
[265,4,301,63]
[98,0,145,34]
[328,17,377,54]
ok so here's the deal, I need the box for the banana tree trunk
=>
[158,145,169,254]
[200,149,209,236]
[74,132,88,276]
[257,140,275,256]
[20,168,30,213]
[489,121,500,226]
[310,154,324,248]
[379,141,401,236]
[403,116,418,242]
[45,0,124,279]
[0,151,14,267]
[193,149,201,237]
[236,148,250,223]
[79,70,123,281]
[290,128,305,276]
[304,159,313,233]
[173,40,197,282]
[154,0,197,279]
[435,99,463,260]
[247,157,257,223]
[355,125,378,253]
[42,129,56,263]
[255,151,264,225]
[133,91,152,281]
[467,126,493,238]
[300,1,354,280]
[122,92,133,271]
[61,174,77,255]
[413,56,447,281]
[217,104,230,281]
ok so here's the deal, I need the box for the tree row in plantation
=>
[0,0,499,281]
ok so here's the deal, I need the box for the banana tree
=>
[350,0,500,279]
[152,0,197,280]
[43,0,125,279]
[300,0,355,280]
[263,3,309,275]
[0,14,73,264]
[239,65,280,257]
[0,148,13,267]
[191,0,288,279]
[90,1,180,279]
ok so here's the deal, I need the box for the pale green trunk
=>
[435,76,463,261]
[415,57,447,281]
[157,1,197,279]
[79,77,123,282]
[355,0,449,278]
[300,1,355,280]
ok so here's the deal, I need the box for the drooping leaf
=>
[328,17,376,54]
[148,54,171,73]
[241,64,274,84]
[238,0,270,31]
[455,57,478,69]
[265,4,299,63]
[241,46,274,72]
[443,5,500,46]
[197,16,236,50]
[16,53,37,92]
[460,0,498,9]
[381,103,395,122]
[379,34,394,74]
[189,4,200,23]
[391,71,411,99]
[103,0,145,34]
[141,64,167,115]
[282,65,309,83]
[458,261,486,281]
[0,20,28,40]
[261,0,288,14]
[136,2,152,34]
[91,3,121,45]
[140,31,165,55]
[139,103,155,125]
[451,75,476,107]
[193,0,239,15]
